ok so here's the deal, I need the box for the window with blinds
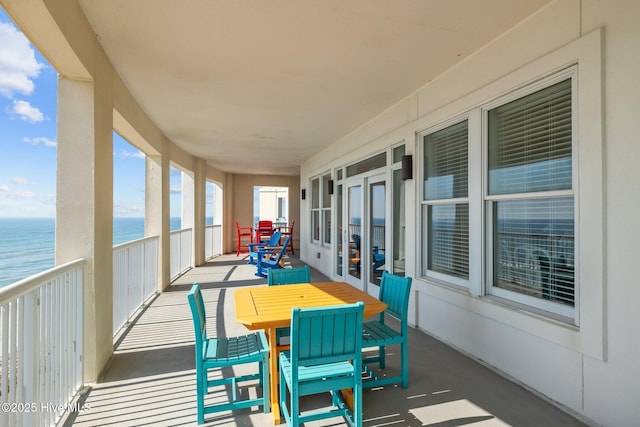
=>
[487,78,575,308]
[423,120,469,279]
[488,79,572,195]
[311,177,320,241]
[310,173,332,244]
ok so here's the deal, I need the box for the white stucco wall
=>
[301,1,640,425]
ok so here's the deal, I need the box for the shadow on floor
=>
[66,254,587,427]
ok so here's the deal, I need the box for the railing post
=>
[22,292,40,426]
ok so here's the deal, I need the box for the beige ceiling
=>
[78,0,551,175]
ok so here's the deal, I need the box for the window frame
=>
[419,116,472,290]
[483,67,577,319]
[419,67,579,320]
[310,172,332,245]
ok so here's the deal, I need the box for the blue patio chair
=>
[268,265,312,347]
[279,302,364,427]
[187,283,270,424]
[247,230,282,264]
[255,235,291,277]
[362,271,412,388]
[372,246,385,275]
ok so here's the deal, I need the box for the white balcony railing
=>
[112,236,159,336]
[170,228,193,281]
[0,259,85,427]
[205,224,222,260]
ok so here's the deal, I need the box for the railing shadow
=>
[68,255,274,426]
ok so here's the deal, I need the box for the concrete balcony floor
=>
[66,254,587,427]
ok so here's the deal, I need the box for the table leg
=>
[266,326,281,424]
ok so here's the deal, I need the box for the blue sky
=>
[0,8,186,218]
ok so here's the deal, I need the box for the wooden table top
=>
[235,281,387,330]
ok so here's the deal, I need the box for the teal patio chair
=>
[187,283,270,424]
[255,235,291,277]
[361,271,412,388]
[267,265,311,286]
[279,302,364,427]
[268,265,312,347]
[247,230,282,265]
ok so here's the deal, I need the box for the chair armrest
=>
[258,246,283,257]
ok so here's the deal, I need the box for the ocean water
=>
[0,217,182,288]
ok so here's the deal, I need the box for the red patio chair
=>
[236,221,253,256]
[255,220,274,243]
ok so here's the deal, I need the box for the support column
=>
[146,147,171,291]
[193,159,206,265]
[181,170,194,231]
[56,76,113,382]
[181,170,195,267]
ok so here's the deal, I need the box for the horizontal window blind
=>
[424,120,470,280]
[311,211,320,241]
[311,178,320,209]
[488,79,572,195]
[424,120,468,200]
[322,174,331,208]
[429,204,469,279]
[493,198,574,306]
[346,152,386,177]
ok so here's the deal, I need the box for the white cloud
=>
[0,184,55,206]
[113,202,143,217]
[23,136,56,147]
[9,99,44,122]
[170,185,182,194]
[11,176,29,185]
[16,191,37,199]
[42,193,56,205]
[117,148,146,159]
[0,21,44,98]
[0,190,37,200]
[0,182,55,217]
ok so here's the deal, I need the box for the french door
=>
[344,174,387,294]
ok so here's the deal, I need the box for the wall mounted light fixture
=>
[401,155,413,180]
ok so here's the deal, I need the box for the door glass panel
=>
[393,145,405,163]
[369,181,386,286]
[336,183,343,277]
[393,169,406,276]
[348,185,362,280]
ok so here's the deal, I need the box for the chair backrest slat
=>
[267,230,282,246]
[274,236,290,260]
[188,283,208,360]
[379,271,412,323]
[268,265,311,286]
[290,303,364,369]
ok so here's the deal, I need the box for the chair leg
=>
[291,387,299,427]
[354,380,362,427]
[379,345,386,368]
[279,369,285,416]
[261,355,270,413]
[196,369,205,424]
[401,340,409,388]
